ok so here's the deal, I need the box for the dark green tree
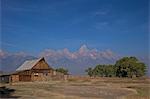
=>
[93,65,105,77]
[85,56,146,78]
[115,57,147,78]
[85,67,93,77]
[55,67,68,75]
[85,65,115,77]
[92,65,115,77]
[104,65,116,77]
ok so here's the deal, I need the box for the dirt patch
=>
[48,85,134,99]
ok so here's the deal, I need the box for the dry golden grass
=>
[1,77,150,99]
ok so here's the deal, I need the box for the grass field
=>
[1,77,150,99]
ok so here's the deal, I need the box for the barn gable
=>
[32,58,50,69]
[16,57,51,71]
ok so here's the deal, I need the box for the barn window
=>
[34,73,39,76]
[2,77,4,81]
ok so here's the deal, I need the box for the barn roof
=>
[16,57,45,71]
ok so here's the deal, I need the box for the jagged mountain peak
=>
[0,47,120,74]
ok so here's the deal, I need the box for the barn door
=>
[19,75,31,81]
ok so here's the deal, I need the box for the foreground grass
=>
[1,77,150,99]
[129,86,149,96]
[125,85,150,99]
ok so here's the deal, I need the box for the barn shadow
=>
[0,86,20,98]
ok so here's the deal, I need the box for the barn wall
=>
[10,70,67,82]
[18,70,31,75]
[31,72,52,81]
[11,75,19,82]
[51,72,67,80]
[11,70,32,82]
[19,75,31,81]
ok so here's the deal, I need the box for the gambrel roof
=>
[16,57,45,71]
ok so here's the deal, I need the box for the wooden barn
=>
[0,57,68,83]
[11,57,54,82]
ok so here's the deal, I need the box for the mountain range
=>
[0,45,148,75]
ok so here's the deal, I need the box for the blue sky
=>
[1,0,149,58]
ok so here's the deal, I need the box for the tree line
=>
[55,68,68,75]
[85,57,147,78]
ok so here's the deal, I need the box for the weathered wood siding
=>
[31,69,53,81]
[31,73,46,81]
[11,75,19,82]
[32,59,50,69]
[19,75,31,81]
[51,72,66,80]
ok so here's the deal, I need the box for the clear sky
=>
[1,0,149,57]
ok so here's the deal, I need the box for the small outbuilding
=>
[0,73,10,83]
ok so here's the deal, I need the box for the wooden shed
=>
[11,57,54,82]
[0,73,10,83]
